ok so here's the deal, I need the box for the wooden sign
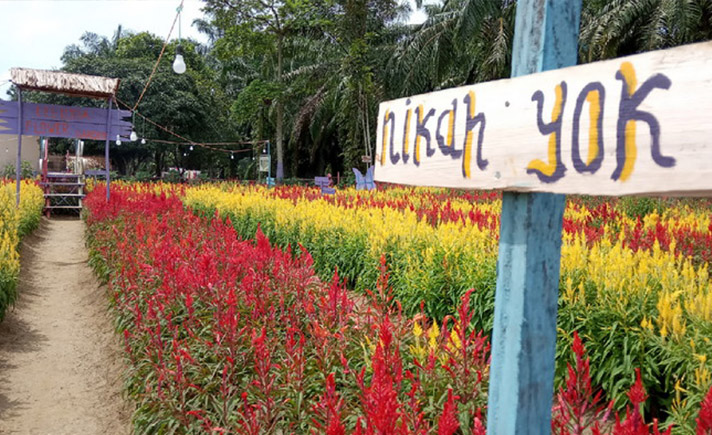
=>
[0,118,131,140]
[0,101,131,124]
[375,41,712,196]
[0,101,131,140]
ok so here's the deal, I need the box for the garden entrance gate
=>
[374,1,712,433]
[1,68,131,209]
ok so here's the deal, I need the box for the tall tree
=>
[202,0,408,177]
[203,0,311,180]
[579,0,712,63]
[388,0,515,97]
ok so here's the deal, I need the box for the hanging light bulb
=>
[173,45,186,74]
[189,145,194,151]
[173,4,186,75]
[230,153,234,160]
[140,113,146,145]
[129,111,138,142]
[116,134,122,146]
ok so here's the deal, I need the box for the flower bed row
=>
[184,184,712,425]
[0,179,44,320]
[85,184,712,433]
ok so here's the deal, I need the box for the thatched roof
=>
[10,68,120,99]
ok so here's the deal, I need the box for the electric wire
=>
[131,0,183,112]
[112,1,269,158]
[115,96,267,156]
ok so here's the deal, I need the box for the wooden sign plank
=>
[0,100,131,125]
[0,118,131,140]
[375,41,712,196]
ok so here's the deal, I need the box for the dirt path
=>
[0,218,130,435]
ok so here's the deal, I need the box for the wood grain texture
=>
[486,1,579,434]
[15,90,23,207]
[105,98,112,201]
[0,101,131,124]
[488,192,566,434]
[0,119,131,141]
[374,40,712,196]
[0,101,132,140]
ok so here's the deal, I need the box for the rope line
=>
[150,138,266,147]
[115,96,267,155]
[131,0,183,112]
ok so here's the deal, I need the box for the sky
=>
[0,0,208,95]
[0,0,427,98]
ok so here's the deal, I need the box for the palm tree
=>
[387,0,516,98]
[579,0,712,63]
[282,0,410,175]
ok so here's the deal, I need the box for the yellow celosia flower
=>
[183,183,712,354]
[449,329,462,350]
[428,320,440,351]
[413,321,423,338]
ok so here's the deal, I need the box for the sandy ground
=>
[0,218,130,435]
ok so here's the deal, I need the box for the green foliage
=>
[231,79,282,126]
[36,29,236,179]
[163,169,182,183]
[579,0,712,63]
[132,170,153,182]
[2,161,35,179]
[618,196,665,219]
[203,0,407,177]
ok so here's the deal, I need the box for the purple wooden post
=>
[15,87,23,207]
[104,97,112,202]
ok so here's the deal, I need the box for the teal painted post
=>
[486,1,582,434]
[15,87,23,207]
[105,98,113,202]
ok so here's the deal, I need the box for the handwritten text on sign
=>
[0,101,131,126]
[375,42,712,196]
[0,101,132,140]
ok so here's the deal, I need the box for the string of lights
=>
[114,96,267,160]
[149,138,265,148]
[109,0,269,162]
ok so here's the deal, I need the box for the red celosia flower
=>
[697,385,712,434]
[437,389,460,435]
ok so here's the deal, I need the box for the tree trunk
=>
[154,150,163,178]
[275,33,285,180]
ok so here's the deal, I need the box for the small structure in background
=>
[314,176,335,195]
[0,135,39,175]
[161,167,201,181]
[1,67,131,213]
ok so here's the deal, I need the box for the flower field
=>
[184,185,712,420]
[0,179,44,320]
[84,183,712,433]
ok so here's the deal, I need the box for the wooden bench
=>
[85,169,107,178]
